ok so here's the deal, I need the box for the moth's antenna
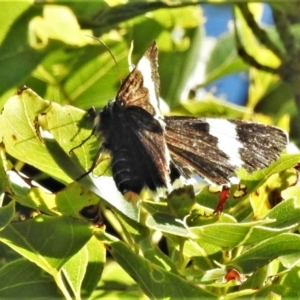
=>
[128,41,135,72]
[86,35,122,85]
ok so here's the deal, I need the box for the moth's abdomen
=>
[108,140,168,194]
[111,151,145,194]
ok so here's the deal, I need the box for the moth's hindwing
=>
[165,116,287,185]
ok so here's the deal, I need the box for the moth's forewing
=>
[96,41,172,194]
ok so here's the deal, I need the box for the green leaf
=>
[175,97,252,119]
[282,185,300,202]
[116,211,178,273]
[264,196,300,229]
[237,153,300,184]
[5,169,59,216]
[0,145,14,195]
[270,1,300,14]
[0,259,61,299]
[190,220,294,248]
[256,82,294,117]
[82,2,180,30]
[115,210,150,245]
[160,24,202,106]
[62,42,129,110]
[29,5,92,47]
[250,167,298,218]
[0,201,15,231]
[0,89,72,184]
[204,32,249,87]
[0,215,93,275]
[142,199,170,217]
[232,154,300,206]
[183,239,222,272]
[265,265,300,298]
[62,236,105,299]
[195,184,223,210]
[55,182,100,218]
[81,236,106,298]
[0,5,57,95]
[0,1,31,42]
[84,176,139,221]
[42,135,90,182]
[61,243,89,299]
[239,264,271,290]
[229,233,300,273]
[166,185,196,219]
[45,101,101,173]
[96,260,138,299]
[96,231,217,299]
[146,212,191,237]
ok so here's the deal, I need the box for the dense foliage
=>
[1,1,300,299]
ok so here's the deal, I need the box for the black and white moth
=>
[76,41,287,196]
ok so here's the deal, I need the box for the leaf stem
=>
[54,272,74,300]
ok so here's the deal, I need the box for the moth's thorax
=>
[98,99,128,124]
[93,100,113,136]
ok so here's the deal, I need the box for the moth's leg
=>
[69,126,96,154]
[76,144,105,181]
[69,107,97,154]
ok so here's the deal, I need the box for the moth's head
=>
[95,99,115,132]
